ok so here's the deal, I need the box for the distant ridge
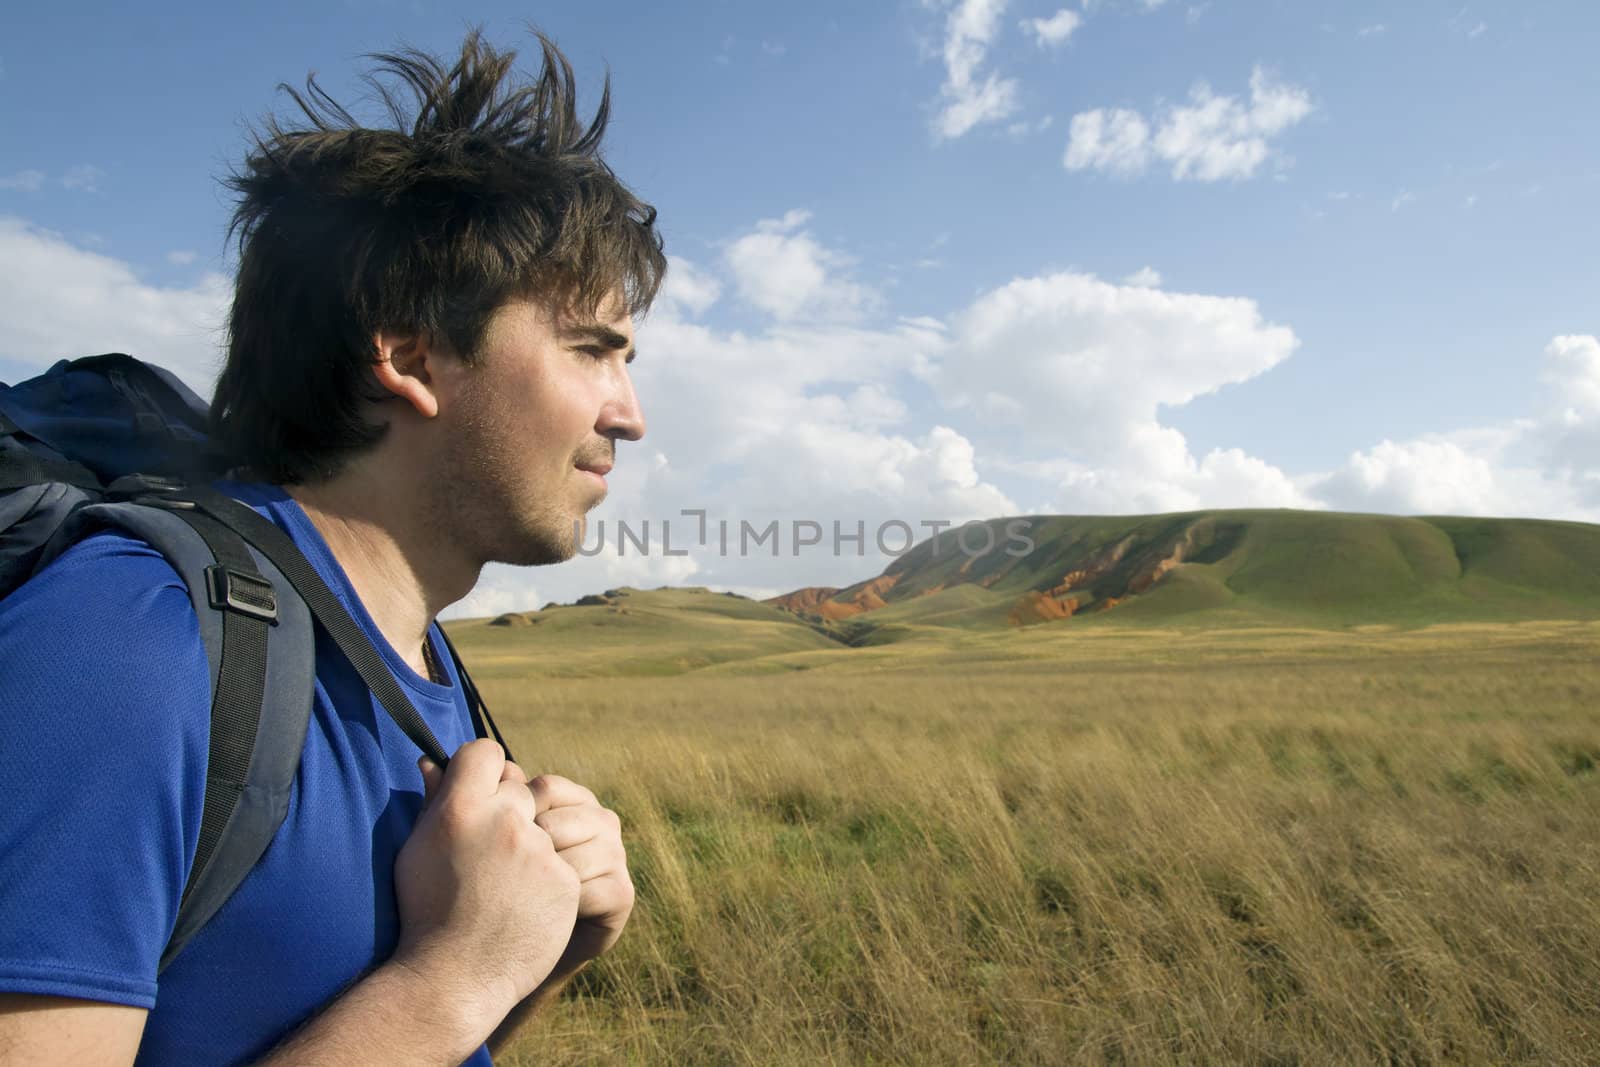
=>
[765,510,1600,631]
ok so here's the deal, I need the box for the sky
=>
[3,1,1598,616]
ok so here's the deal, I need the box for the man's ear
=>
[370,331,441,419]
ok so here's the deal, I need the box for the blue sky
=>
[4,1,1599,613]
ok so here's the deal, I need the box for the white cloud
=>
[654,254,721,319]
[0,216,228,395]
[724,212,875,322]
[1358,23,1386,37]
[1392,190,1416,212]
[1021,9,1082,47]
[61,165,107,193]
[444,578,544,620]
[1317,438,1503,515]
[1123,266,1162,288]
[0,170,46,192]
[1005,115,1054,139]
[942,271,1297,443]
[1065,66,1313,181]
[166,250,199,267]
[1064,109,1152,175]
[931,0,1021,140]
[1154,68,1314,181]
[937,270,1305,513]
[1543,335,1600,415]
[757,208,811,234]
[1534,335,1600,504]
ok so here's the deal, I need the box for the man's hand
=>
[528,774,635,973]
[394,741,581,1031]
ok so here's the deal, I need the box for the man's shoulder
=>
[0,525,205,699]
[4,525,190,623]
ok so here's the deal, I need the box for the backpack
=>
[0,353,510,973]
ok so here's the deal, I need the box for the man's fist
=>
[527,774,635,973]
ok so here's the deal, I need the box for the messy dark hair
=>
[213,29,666,483]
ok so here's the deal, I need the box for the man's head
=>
[212,30,666,494]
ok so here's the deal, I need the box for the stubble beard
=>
[440,403,583,569]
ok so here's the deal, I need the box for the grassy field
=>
[455,616,1600,1065]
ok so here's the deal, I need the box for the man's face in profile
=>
[443,293,644,568]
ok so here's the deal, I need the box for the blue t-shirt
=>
[0,484,493,1065]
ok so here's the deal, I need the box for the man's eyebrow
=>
[560,323,635,355]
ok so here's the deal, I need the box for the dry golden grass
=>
[472,622,1600,1066]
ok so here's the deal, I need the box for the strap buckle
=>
[205,565,279,624]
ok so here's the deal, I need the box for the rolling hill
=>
[765,510,1600,634]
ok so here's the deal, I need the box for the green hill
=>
[769,510,1600,635]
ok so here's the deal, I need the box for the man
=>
[0,29,664,1065]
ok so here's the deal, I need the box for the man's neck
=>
[284,470,480,679]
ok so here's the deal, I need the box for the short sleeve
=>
[0,530,211,1008]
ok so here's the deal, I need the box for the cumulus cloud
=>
[1317,438,1504,515]
[1022,9,1082,47]
[1533,335,1600,504]
[0,216,228,394]
[1064,109,1152,175]
[1065,66,1313,181]
[934,270,1306,513]
[941,271,1297,444]
[654,254,721,319]
[931,0,1021,140]
[1543,334,1600,415]
[724,210,875,322]
[1123,266,1162,288]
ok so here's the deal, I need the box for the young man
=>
[0,30,665,1065]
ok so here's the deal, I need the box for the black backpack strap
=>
[56,500,316,975]
[436,625,513,763]
[174,487,452,769]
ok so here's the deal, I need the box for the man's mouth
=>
[576,459,612,490]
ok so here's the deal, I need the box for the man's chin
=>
[490,516,586,568]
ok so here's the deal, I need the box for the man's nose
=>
[599,367,645,442]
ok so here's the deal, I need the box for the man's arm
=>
[0,995,147,1066]
[0,969,484,1067]
[250,960,492,1066]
